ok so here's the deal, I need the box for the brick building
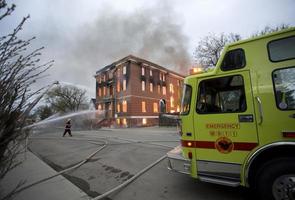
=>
[95,55,184,127]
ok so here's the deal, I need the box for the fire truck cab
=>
[167,28,295,200]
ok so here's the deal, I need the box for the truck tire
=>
[256,157,295,200]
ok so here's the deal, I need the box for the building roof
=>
[95,55,185,78]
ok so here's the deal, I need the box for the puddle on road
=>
[29,150,105,198]
[102,164,134,182]
[63,174,104,198]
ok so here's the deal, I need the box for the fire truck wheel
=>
[256,157,295,200]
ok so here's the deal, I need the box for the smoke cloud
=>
[29,2,192,97]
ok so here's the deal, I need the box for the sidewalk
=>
[0,149,90,200]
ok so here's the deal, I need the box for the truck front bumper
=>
[167,145,191,175]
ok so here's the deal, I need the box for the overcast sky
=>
[1,0,294,98]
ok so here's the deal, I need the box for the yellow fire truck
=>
[167,28,295,200]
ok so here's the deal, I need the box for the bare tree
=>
[0,0,53,183]
[46,85,88,113]
[193,24,290,69]
[35,105,54,120]
[193,33,241,68]
[251,24,290,37]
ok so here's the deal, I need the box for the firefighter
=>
[63,119,72,137]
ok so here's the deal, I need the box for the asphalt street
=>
[28,127,251,200]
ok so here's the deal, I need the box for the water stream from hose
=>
[25,109,105,129]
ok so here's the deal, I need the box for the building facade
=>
[95,55,184,127]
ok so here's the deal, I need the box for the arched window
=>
[159,99,166,113]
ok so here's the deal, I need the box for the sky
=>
[1,0,295,98]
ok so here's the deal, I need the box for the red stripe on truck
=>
[181,140,257,151]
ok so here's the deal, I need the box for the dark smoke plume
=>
[38,2,191,96]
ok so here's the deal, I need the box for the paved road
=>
[29,127,251,200]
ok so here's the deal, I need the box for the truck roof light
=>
[189,67,204,75]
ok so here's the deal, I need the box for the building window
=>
[123,79,127,91]
[117,103,121,113]
[122,100,127,112]
[153,102,158,113]
[142,101,146,112]
[163,74,166,82]
[169,83,174,94]
[117,81,120,92]
[98,104,102,110]
[163,86,166,95]
[99,76,101,84]
[150,83,153,92]
[103,74,106,82]
[110,86,113,96]
[159,73,162,81]
[123,66,127,75]
[103,86,106,96]
[142,118,147,125]
[170,96,174,108]
[123,118,127,125]
[142,66,145,76]
[177,105,180,112]
[116,118,120,125]
[98,88,102,97]
[150,69,153,76]
[142,81,145,91]
[117,68,121,77]
[109,71,113,79]
[157,85,161,94]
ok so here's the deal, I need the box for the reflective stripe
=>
[282,131,295,138]
[181,140,257,151]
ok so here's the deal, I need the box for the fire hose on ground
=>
[12,135,175,199]
[12,139,107,196]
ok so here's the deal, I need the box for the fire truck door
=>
[193,71,258,178]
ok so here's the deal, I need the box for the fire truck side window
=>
[267,36,295,62]
[180,84,192,115]
[221,49,246,71]
[273,67,295,110]
[196,75,247,114]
